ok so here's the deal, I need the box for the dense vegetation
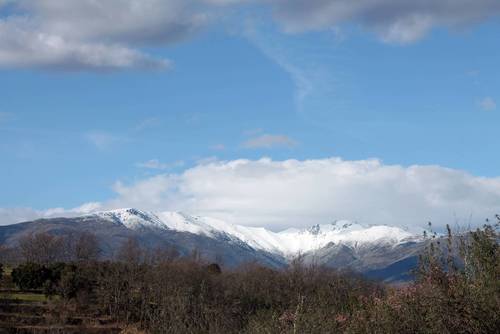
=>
[1,221,498,333]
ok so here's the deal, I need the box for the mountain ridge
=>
[88,208,425,257]
[0,208,431,282]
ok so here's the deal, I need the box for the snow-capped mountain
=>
[0,208,430,282]
[91,208,424,257]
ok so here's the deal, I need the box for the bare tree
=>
[0,244,9,263]
[144,245,180,265]
[18,232,68,264]
[74,232,101,262]
[116,237,142,264]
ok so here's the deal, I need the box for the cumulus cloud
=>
[0,0,208,70]
[102,158,500,230]
[2,0,500,71]
[105,158,500,230]
[269,0,500,43]
[0,21,169,70]
[22,0,208,45]
[479,97,496,111]
[5,158,497,229]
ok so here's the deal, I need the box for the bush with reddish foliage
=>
[345,222,499,333]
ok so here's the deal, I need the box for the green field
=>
[0,291,49,302]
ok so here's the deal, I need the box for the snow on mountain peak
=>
[92,208,165,230]
[89,208,422,256]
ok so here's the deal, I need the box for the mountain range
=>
[0,208,431,282]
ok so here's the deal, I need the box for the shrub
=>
[7,222,498,333]
[11,262,51,290]
[345,223,500,333]
[57,264,95,301]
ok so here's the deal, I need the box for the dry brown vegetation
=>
[1,221,498,333]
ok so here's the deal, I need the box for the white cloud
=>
[243,134,297,149]
[1,0,499,71]
[0,0,208,70]
[479,97,496,111]
[0,202,100,225]
[0,207,49,225]
[0,21,169,70]
[2,158,500,229]
[72,202,103,213]
[104,158,500,230]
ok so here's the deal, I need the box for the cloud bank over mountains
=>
[1,0,499,70]
[2,158,499,230]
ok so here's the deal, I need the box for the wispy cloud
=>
[244,24,313,114]
[479,97,496,111]
[209,144,226,151]
[0,112,11,122]
[243,23,344,129]
[243,128,264,136]
[184,112,202,125]
[84,131,123,150]
[136,159,185,170]
[243,134,297,149]
[134,117,161,131]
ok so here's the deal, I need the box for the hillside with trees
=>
[0,220,498,333]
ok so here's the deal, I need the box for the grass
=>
[1,265,58,302]
[0,292,51,302]
[1,266,47,301]
[3,266,13,276]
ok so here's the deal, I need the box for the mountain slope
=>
[0,208,429,281]
[92,209,424,254]
[0,210,285,268]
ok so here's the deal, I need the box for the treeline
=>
[0,222,499,333]
[0,231,101,264]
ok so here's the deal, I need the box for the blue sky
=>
[1,1,499,228]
